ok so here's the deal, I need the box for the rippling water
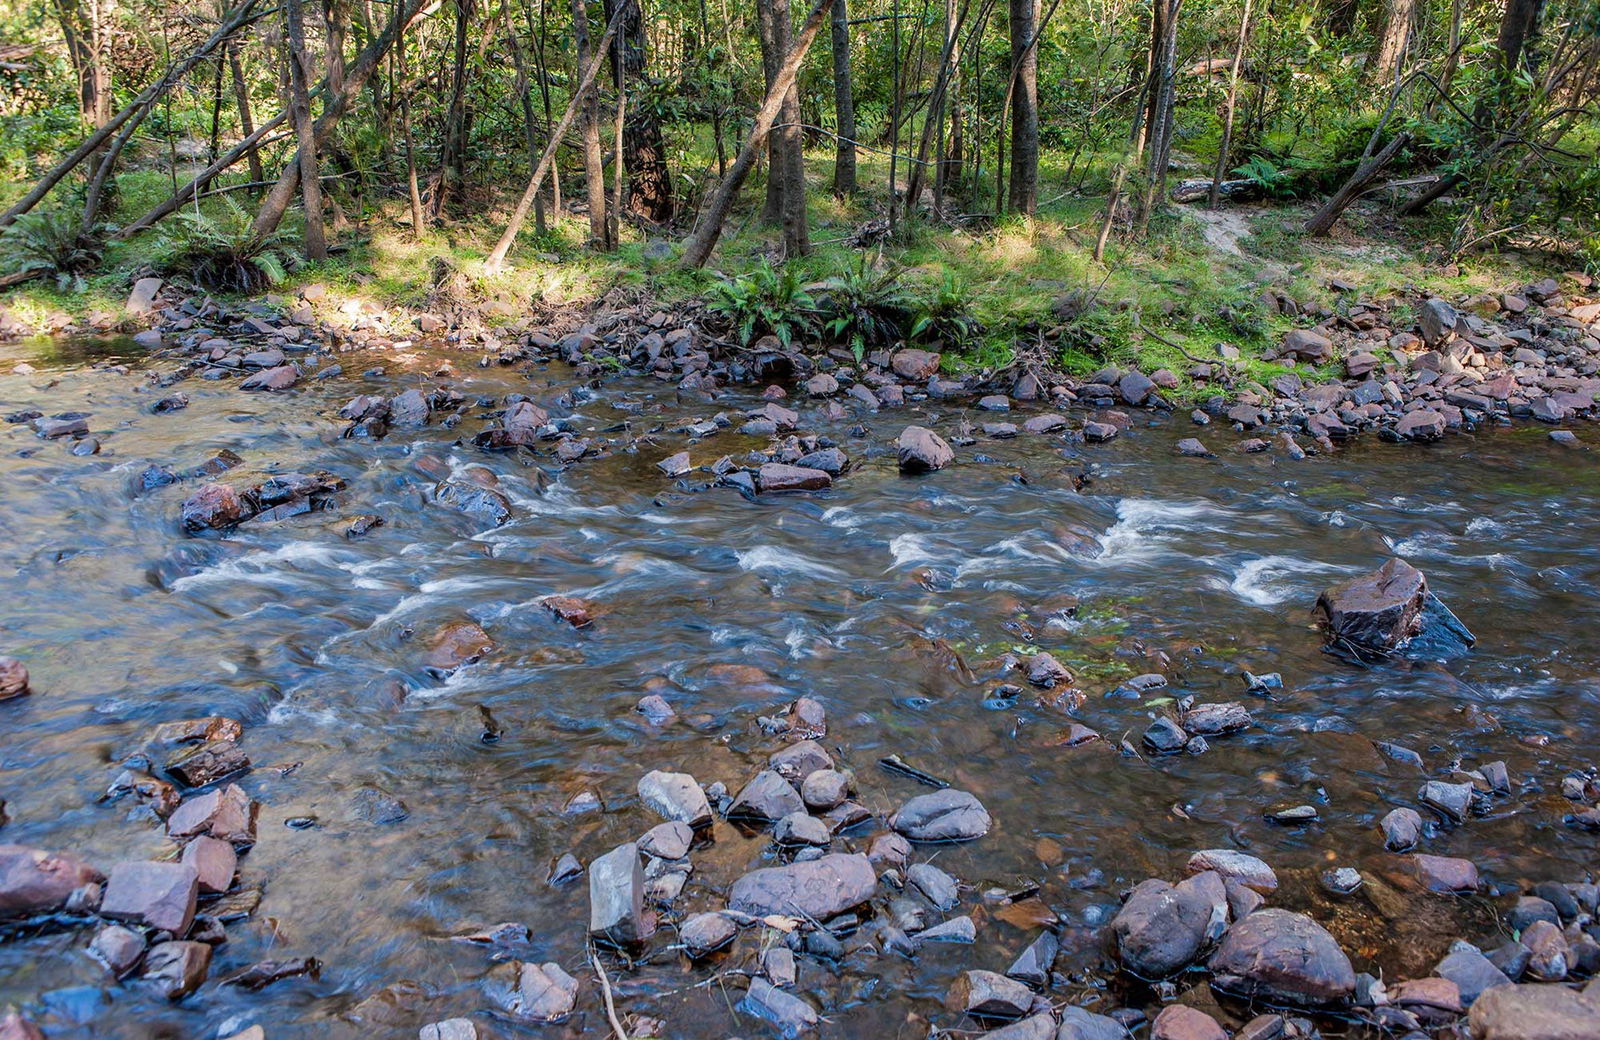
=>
[2,334,1599,1037]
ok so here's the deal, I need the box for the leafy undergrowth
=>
[0,147,1564,401]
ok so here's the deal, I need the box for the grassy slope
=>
[1,145,1556,401]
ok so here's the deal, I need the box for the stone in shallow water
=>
[680,911,737,957]
[739,977,818,1037]
[90,924,146,978]
[1420,780,1475,823]
[637,770,712,827]
[889,789,991,842]
[101,860,199,935]
[908,862,960,911]
[588,843,653,946]
[1381,807,1424,850]
[485,960,579,1021]
[140,940,212,1000]
[981,1013,1057,1040]
[945,969,1033,1020]
[1056,1006,1129,1040]
[0,844,102,919]
[728,771,805,823]
[166,783,257,845]
[897,425,954,473]
[1152,1004,1227,1040]
[1314,558,1474,660]
[638,821,693,860]
[773,812,830,847]
[1466,983,1600,1040]
[1209,908,1355,1005]
[1435,946,1513,1004]
[769,740,834,781]
[0,657,28,700]
[1007,929,1059,988]
[181,835,237,894]
[1409,853,1479,893]
[1110,874,1224,979]
[800,769,849,811]
[917,916,976,943]
[728,853,876,920]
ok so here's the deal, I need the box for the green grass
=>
[0,138,1566,400]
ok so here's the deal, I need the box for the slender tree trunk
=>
[699,0,727,174]
[397,11,425,236]
[532,0,563,214]
[287,0,327,257]
[756,0,788,224]
[829,0,857,194]
[53,0,112,127]
[680,0,834,268]
[114,115,291,236]
[1209,0,1251,207]
[574,0,609,245]
[485,2,625,268]
[1135,0,1180,232]
[227,41,266,184]
[905,0,974,215]
[1367,0,1416,84]
[606,0,625,249]
[250,0,431,240]
[1005,0,1039,214]
[439,0,475,213]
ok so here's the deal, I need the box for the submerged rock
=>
[946,969,1033,1020]
[680,911,738,957]
[140,940,212,1000]
[431,481,513,529]
[739,977,818,1037]
[1209,908,1355,1005]
[485,960,579,1021]
[0,657,28,700]
[101,860,199,935]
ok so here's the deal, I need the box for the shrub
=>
[153,197,296,292]
[706,259,816,347]
[0,207,103,291]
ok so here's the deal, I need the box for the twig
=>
[1135,318,1208,365]
[590,945,631,1040]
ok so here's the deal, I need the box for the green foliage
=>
[1231,155,1297,199]
[706,260,816,347]
[815,257,911,360]
[0,207,103,291]
[153,198,296,293]
[909,272,983,349]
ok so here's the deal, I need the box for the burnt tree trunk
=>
[610,0,675,222]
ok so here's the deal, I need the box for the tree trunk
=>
[574,0,609,246]
[610,0,675,222]
[397,11,425,237]
[829,0,857,194]
[1366,0,1416,84]
[287,0,328,258]
[53,0,112,127]
[115,115,291,236]
[1209,0,1251,207]
[1495,0,1543,75]
[1305,130,1410,235]
[1005,0,1039,214]
[439,0,475,214]
[1135,0,1181,232]
[680,0,834,268]
[484,2,626,269]
[606,0,625,249]
[250,0,431,241]
[904,0,972,214]
[227,41,265,184]
[756,0,788,225]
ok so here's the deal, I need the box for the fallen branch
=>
[590,946,631,1040]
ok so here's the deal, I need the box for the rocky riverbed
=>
[1,279,1600,1039]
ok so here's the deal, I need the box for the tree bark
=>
[287,0,328,258]
[484,2,625,269]
[438,0,476,214]
[610,0,674,222]
[1304,130,1410,235]
[680,0,834,268]
[1005,0,1039,214]
[756,0,789,225]
[1366,0,1416,85]
[1135,0,1181,233]
[227,41,266,184]
[574,0,609,246]
[829,0,857,194]
[1495,0,1544,75]
[904,0,973,214]
[52,0,112,127]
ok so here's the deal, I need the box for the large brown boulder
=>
[181,483,252,533]
[897,426,954,473]
[1314,559,1475,658]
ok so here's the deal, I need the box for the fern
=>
[154,197,298,292]
[816,256,911,361]
[0,208,103,292]
[706,260,817,347]
[909,272,983,349]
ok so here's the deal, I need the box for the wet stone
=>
[1467,983,1600,1040]
[728,853,876,920]
[769,740,833,781]
[100,860,200,935]
[0,658,28,701]
[589,842,652,946]
[897,425,954,472]
[431,481,512,529]
[419,1021,480,1040]
[485,960,579,1022]
[774,811,830,847]
[889,789,991,842]
[140,940,212,1000]
[422,620,493,675]
[350,787,409,825]
[0,844,98,919]
[542,594,598,628]
[1152,1005,1227,1040]
[917,915,976,943]
[1420,780,1475,823]
[946,969,1033,1020]
[907,862,960,911]
[1057,1006,1129,1040]
[1006,929,1059,988]
[1110,874,1223,979]
[1209,908,1356,1005]
[1143,717,1188,754]
[638,820,693,860]
[739,977,818,1038]
[164,739,250,788]
[181,835,237,894]
[680,911,738,957]
[637,770,713,827]
[1182,702,1252,735]
[728,770,805,823]
[1521,920,1570,981]
[90,924,146,977]
[800,769,849,811]
[1381,807,1424,851]
[762,945,797,987]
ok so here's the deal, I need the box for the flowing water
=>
[2,335,1599,1038]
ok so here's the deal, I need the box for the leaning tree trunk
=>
[829,0,857,194]
[1305,130,1410,235]
[680,0,834,268]
[287,0,327,258]
[1005,0,1039,214]
[250,0,430,241]
[484,2,625,269]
